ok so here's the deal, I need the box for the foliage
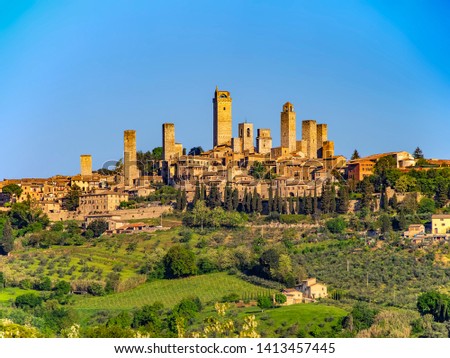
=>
[274,293,287,305]
[86,219,108,237]
[62,185,81,211]
[9,201,49,231]
[418,197,436,214]
[163,245,197,278]
[15,293,43,309]
[326,217,347,234]
[2,184,23,198]
[257,296,273,310]
[417,291,450,322]
[0,218,14,255]
[413,147,424,159]
[188,146,204,156]
[351,150,360,160]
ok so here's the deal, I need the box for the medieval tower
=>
[280,102,296,153]
[302,120,317,159]
[124,130,139,187]
[213,87,232,147]
[238,122,254,153]
[80,155,92,177]
[162,123,176,161]
[316,124,328,158]
[256,129,272,155]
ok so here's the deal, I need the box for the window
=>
[247,128,251,137]
[223,107,226,110]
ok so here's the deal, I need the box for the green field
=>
[73,272,275,318]
[0,287,35,308]
[242,303,348,337]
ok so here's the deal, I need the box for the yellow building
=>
[78,191,129,215]
[298,278,328,300]
[432,214,450,234]
[213,87,232,147]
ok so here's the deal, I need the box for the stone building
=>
[162,123,183,161]
[80,155,92,177]
[78,191,129,215]
[280,102,297,153]
[213,87,232,147]
[124,130,139,187]
[302,120,317,159]
[256,128,272,155]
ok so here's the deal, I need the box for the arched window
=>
[247,128,251,137]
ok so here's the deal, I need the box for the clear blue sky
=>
[1,0,449,178]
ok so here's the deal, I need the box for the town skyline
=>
[1,1,450,178]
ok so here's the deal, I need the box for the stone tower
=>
[256,129,272,155]
[124,130,139,187]
[238,122,254,152]
[316,124,328,158]
[302,120,317,159]
[163,123,176,161]
[280,102,296,153]
[322,140,335,159]
[80,155,92,177]
[213,87,232,147]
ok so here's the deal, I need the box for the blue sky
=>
[1,0,449,178]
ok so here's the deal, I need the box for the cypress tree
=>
[277,191,283,214]
[193,180,201,206]
[0,219,14,255]
[296,194,301,215]
[337,185,350,214]
[321,182,331,214]
[268,186,273,213]
[181,190,187,211]
[232,188,240,211]
[380,187,388,211]
[225,184,233,211]
[252,188,258,213]
[301,192,307,215]
[330,184,337,213]
[273,190,279,213]
[201,184,207,201]
[257,194,263,213]
[289,197,294,214]
[305,194,313,215]
[313,183,318,214]
[175,189,182,210]
[436,182,448,208]
[282,198,288,214]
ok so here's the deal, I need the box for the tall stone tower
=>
[316,124,328,158]
[163,123,176,161]
[280,102,296,153]
[213,87,232,147]
[80,155,92,177]
[124,130,139,187]
[302,120,317,159]
[238,122,254,152]
[256,129,272,155]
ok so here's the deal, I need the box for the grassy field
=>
[242,303,347,337]
[0,287,35,308]
[73,272,275,320]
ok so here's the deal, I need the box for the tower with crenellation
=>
[280,102,296,153]
[213,87,232,147]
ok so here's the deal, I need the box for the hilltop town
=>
[3,87,446,223]
[2,88,450,338]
